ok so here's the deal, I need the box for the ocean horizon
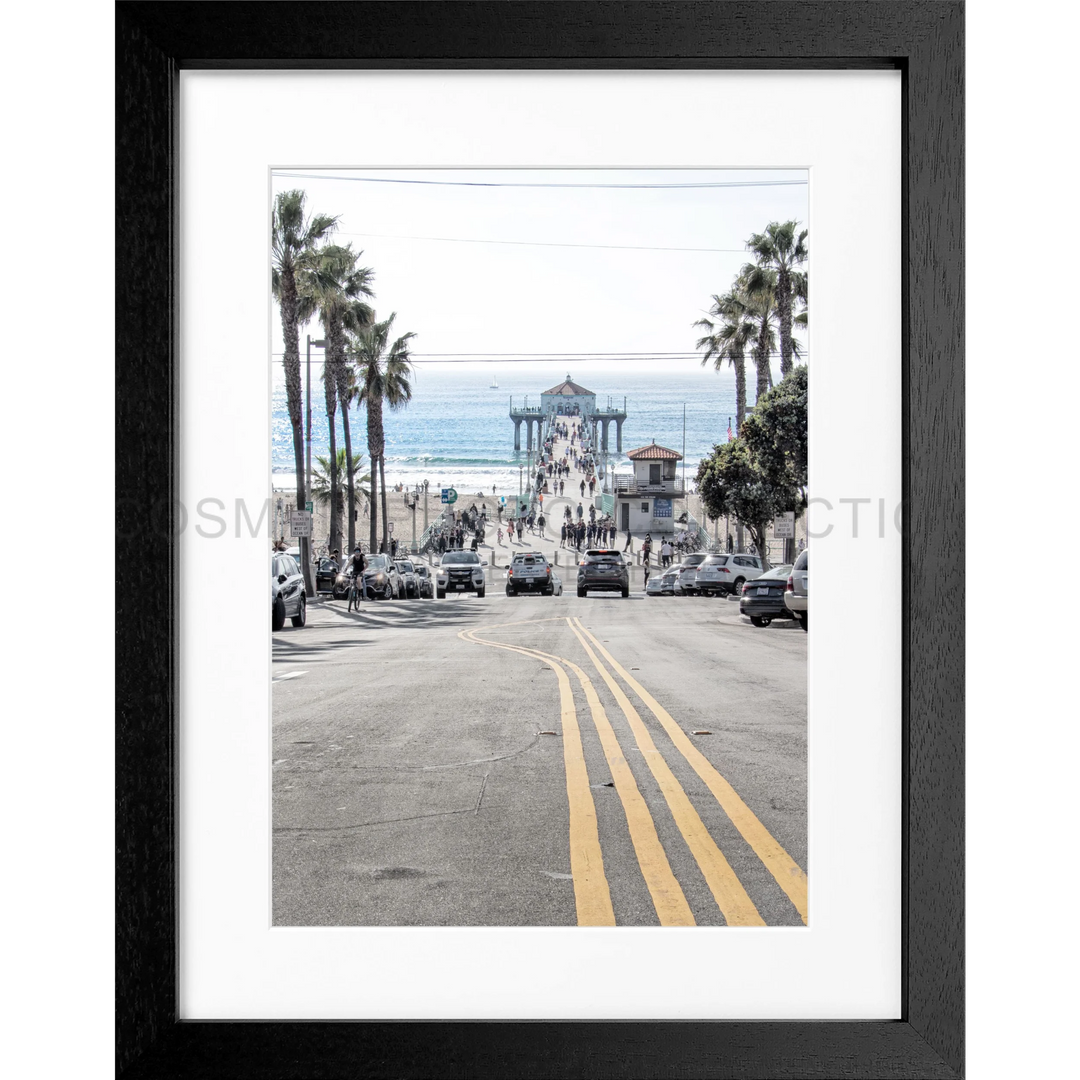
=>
[271,363,781,494]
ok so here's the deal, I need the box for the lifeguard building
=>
[613,441,685,534]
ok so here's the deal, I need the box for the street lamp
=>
[303,335,326,596]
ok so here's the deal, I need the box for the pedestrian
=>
[497,527,504,546]
[661,539,672,568]
[560,522,567,547]
[537,512,545,536]
[624,529,632,553]
[580,479,585,497]
[576,502,584,520]
[643,554,651,590]
[517,520,524,542]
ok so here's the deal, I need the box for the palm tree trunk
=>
[341,408,355,552]
[279,270,313,595]
[754,338,770,403]
[777,267,793,378]
[734,349,747,431]
[369,462,378,551]
[321,373,339,557]
[379,454,389,551]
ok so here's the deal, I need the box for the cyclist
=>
[346,545,366,611]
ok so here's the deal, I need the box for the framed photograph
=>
[117,3,962,1077]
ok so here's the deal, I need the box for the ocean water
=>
[271,364,761,494]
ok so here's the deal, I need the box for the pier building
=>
[509,374,627,453]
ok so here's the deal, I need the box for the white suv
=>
[435,550,486,598]
[692,552,766,596]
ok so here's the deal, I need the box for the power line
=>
[270,351,806,365]
[275,172,807,190]
[337,230,748,254]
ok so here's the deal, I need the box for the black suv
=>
[577,549,630,598]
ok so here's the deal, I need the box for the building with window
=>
[613,441,685,534]
[540,374,596,417]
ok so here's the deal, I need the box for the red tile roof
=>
[626,441,682,461]
[542,375,594,396]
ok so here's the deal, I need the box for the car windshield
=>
[366,554,390,570]
[396,562,414,573]
[441,552,480,565]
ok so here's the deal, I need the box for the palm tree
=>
[746,221,808,377]
[740,265,781,401]
[308,244,375,557]
[350,314,416,551]
[340,298,376,552]
[272,189,338,592]
[311,450,371,534]
[694,286,754,432]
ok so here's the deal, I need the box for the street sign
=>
[289,510,312,538]
[388,522,394,534]
[441,487,458,505]
[305,501,313,513]
[773,511,795,539]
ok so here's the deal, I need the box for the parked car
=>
[436,550,486,598]
[646,566,676,596]
[413,563,434,598]
[550,569,564,596]
[272,552,306,630]
[394,559,420,599]
[506,551,556,596]
[784,548,808,630]
[361,553,404,600]
[670,552,710,595]
[738,565,794,626]
[315,556,343,596]
[577,549,630,597]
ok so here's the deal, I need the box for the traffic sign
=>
[441,487,458,505]
[388,522,394,534]
[773,511,795,539]
[305,501,313,513]
[289,510,312,538]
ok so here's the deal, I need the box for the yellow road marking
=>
[461,627,615,926]
[572,618,808,924]
[504,640,696,927]
[566,620,765,927]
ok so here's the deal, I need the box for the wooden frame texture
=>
[116,2,964,1076]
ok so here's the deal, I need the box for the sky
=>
[270,168,808,383]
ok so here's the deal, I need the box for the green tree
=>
[746,221,808,377]
[742,365,808,562]
[272,189,338,593]
[739,265,781,401]
[350,313,416,551]
[311,449,371,536]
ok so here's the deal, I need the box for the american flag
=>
[727,417,733,442]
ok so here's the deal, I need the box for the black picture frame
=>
[116,2,963,1077]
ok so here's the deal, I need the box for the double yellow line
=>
[461,616,807,927]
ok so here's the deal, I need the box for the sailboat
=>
[490,374,499,389]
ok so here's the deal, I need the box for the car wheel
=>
[799,613,808,631]
[291,594,306,627]
[436,589,445,599]
[621,587,630,597]
[476,588,485,598]
[733,577,746,595]
[577,588,586,597]
[272,596,286,632]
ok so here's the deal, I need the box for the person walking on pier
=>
[623,528,633,553]
[560,521,567,547]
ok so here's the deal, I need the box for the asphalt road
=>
[272,587,807,927]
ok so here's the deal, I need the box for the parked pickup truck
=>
[505,551,556,596]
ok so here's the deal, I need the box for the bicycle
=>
[346,571,363,613]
